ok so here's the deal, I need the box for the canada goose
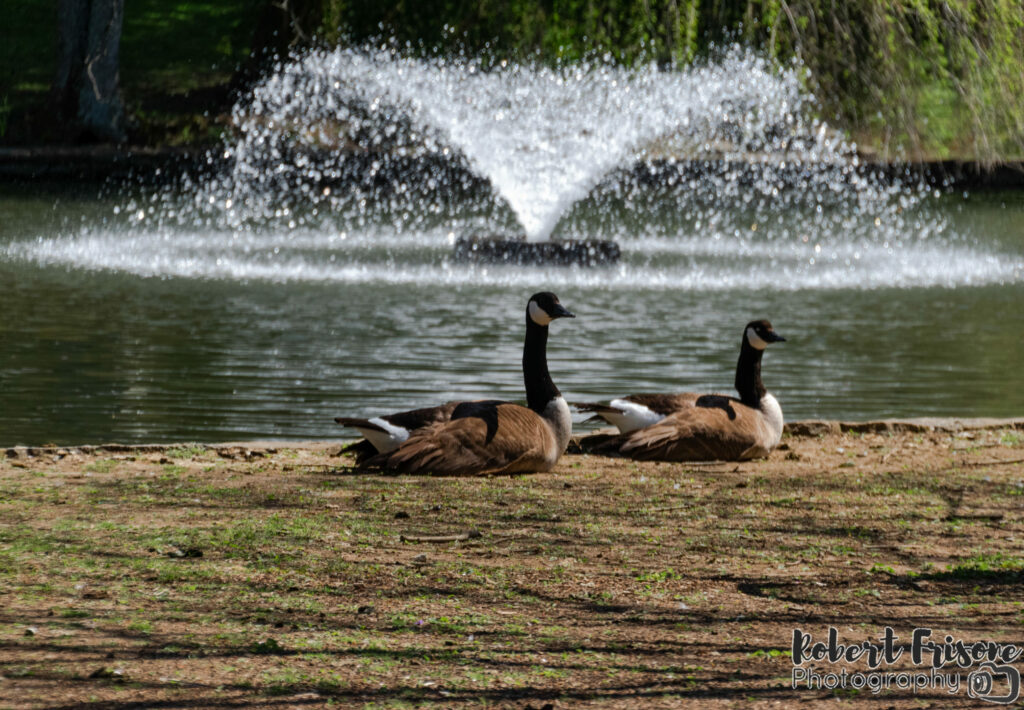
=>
[348,292,576,475]
[574,320,786,461]
[335,292,574,464]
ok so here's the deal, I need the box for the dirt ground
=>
[1,419,1023,709]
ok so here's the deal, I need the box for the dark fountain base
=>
[453,235,621,267]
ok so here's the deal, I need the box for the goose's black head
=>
[743,319,785,351]
[527,292,575,327]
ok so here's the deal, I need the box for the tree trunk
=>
[53,0,126,143]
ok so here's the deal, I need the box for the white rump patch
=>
[603,398,665,433]
[528,301,552,326]
[360,417,410,453]
[759,394,784,447]
[746,327,769,350]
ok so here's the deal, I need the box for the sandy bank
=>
[5,417,1022,459]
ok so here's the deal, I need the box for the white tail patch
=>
[360,417,410,453]
[746,327,769,350]
[528,301,552,326]
[602,399,666,433]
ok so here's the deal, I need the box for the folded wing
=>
[364,402,558,476]
[336,401,464,463]
[592,396,773,461]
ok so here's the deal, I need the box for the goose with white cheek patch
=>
[334,293,573,464]
[351,292,576,476]
[574,320,786,461]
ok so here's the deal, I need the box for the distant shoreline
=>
[1,144,1023,190]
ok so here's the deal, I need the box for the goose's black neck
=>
[734,338,767,408]
[523,316,560,413]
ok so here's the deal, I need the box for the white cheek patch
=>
[746,327,769,350]
[528,301,553,326]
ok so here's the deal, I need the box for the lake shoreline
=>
[4,417,1022,456]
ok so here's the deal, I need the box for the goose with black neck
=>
[335,292,574,463]
[574,319,786,461]
[356,292,575,476]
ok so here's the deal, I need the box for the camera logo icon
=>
[967,662,1021,704]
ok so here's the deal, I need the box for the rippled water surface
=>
[1,182,1021,446]
[1,48,1022,444]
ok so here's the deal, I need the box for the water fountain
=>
[8,44,1017,290]
[192,44,915,269]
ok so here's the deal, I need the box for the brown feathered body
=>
[342,291,575,476]
[574,320,786,462]
[336,402,461,464]
[585,393,781,461]
[363,398,571,476]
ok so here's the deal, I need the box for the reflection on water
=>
[1,185,1022,445]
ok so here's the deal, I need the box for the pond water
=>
[1,48,1022,445]
[1,180,1021,446]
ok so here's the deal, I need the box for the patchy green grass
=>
[83,459,119,474]
[0,427,1022,706]
[164,443,210,459]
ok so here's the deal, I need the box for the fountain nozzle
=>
[453,235,621,267]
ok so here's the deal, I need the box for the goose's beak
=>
[551,304,575,319]
[769,332,786,343]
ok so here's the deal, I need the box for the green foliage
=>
[313,0,1024,160]
[947,551,1024,576]
[0,0,261,144]
[749,0,1024,161]
[318,0,705,66]
[3,0,1020,158]
[0,1,55,94]
[748,648,790,659]
[0,95,9,138]
[120,0,264,94]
